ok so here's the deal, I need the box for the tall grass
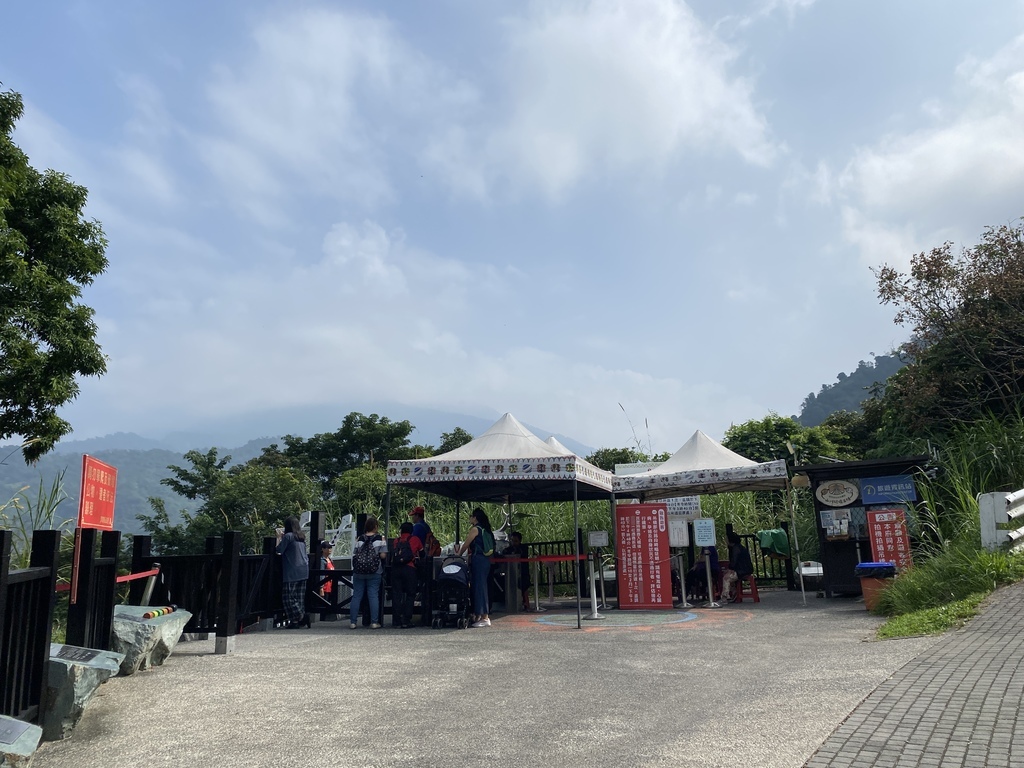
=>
[879,412,1024,621]
[0,470,73,569]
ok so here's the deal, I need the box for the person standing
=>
[276,516,310,629]
[350,516,388,629]
[457,507,494,628]
[505,531,532,611]
[409,505,438,623]
[391,522,423,628]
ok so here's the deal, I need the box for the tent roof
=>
[612,430,788,499]
[386,413,614,503]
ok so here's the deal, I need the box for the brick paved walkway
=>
[805,581,1024,768]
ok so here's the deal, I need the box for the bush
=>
[875,542,1024,616]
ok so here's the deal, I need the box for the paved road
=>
[33,589,938,768]
[804,580,1024,768]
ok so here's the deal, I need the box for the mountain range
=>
[0,407,592,536]
[1,360,899,537]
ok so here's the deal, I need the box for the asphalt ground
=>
[32,589,937,768]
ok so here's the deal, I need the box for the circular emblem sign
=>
[815,479,859,507]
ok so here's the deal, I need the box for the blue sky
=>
[4,0,1024,453]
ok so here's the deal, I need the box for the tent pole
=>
[455,500,461,545]
[574,477,581,629]
[384,484,392,541]
[787,477,807,606]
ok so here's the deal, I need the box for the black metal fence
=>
[0,529,60,723]
[66,528,121,651]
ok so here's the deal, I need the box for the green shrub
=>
[875,542,1024,616]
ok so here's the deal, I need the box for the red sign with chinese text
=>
[866,508,913,572]
[78,455,117,531]
[615,503,673,610]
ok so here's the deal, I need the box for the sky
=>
[4,0,1024,455]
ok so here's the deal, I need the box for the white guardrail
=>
[979,488,1024,551]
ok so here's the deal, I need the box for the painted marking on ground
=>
[496,607,754,632]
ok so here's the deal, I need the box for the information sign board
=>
[615,503,673,610]
[866,508,913,572]
[692,517,716,547]
[78,455,117,530]
[668,518,689,548]
[588,530,609,548]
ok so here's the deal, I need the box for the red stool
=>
[735,574,760,603]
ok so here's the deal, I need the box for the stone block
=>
[0,715,41,768]
[42,643,125,741]
[110,605,193,676]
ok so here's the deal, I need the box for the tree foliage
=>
[870,220,1024,441]
[0,89,108,462]
[270,412,417,495]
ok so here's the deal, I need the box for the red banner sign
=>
[78,455,117,531]
[615,503,673,610]
[866,508,913,572]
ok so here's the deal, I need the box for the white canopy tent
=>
[612,430,788,499]
[385,413,616,627]
[612,429,804,604]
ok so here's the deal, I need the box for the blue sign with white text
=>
[860,475,917,505]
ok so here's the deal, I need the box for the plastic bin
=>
[854,562,896,611]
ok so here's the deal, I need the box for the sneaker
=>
[370,623,382,629]
[471,619,491,628]
[349,623,357,630]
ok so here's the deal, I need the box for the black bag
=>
[353,534,381,574]
[392,536,415,566]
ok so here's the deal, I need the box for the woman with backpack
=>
[456,507,494,628]
[350,516,388,629]
[391,522,423,628]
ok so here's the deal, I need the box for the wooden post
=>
[129,535,152,604]
[215,530,240,654]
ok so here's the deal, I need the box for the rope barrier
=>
[54,567,160,592]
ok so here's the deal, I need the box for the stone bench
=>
[110,605,193,676]
[43,643,125,742]
[0,715,41,768]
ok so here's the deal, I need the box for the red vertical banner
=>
[866,508,913,572]
[73,455,118,605]
[615,503,673,610]
[78,455,118,531]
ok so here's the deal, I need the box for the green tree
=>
[872,220,1024,440]
[0,89,108,462]
[279,412,416,494]
[722,413,842,470]
[585,447,647,471]
[436,427,474,454]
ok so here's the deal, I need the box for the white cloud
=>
[480,0,778,200]
[839,35,1024,269]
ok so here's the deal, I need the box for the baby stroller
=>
[432,556,473,629]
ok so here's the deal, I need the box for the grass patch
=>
[874,542,1024,617]
[877,593,986,639]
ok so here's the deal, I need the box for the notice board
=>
[615,503,673,610]
[78,455,117,531]
[866,508,913,572]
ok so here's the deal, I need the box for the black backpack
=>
[353,534,381,574]
[392,536,415,566]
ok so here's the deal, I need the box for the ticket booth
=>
[793,456,929,598]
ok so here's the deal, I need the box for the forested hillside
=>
[796,355,905,427]
[0,438,275,534]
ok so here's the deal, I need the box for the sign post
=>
[72,456,118,604]
[692,518,720,608]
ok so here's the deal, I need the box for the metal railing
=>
[980,487,1024,551]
